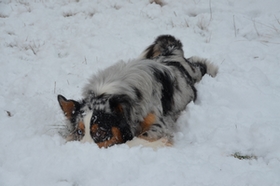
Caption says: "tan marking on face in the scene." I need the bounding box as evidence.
[91,124,98,133]
[59,99,75,119]
[78,121,85,133]
[97,127,123,148]
[140,113,156,133]
[116,104,123,113]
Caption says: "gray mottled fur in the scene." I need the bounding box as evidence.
[59,35,218,145]
[82,35,218,142]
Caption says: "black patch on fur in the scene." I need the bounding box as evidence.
[92,110,117,129]
[184,58,196,72]
[164,61,197,101]
[151,67,174,116]
[197,63,207,76]
[164,61,194,85]
[109,94,133,142]
[109,94,132,118]
[133,87,143,100]
[185,58,207,76]
[91,109,133,143]
[191,86,197,102]
[120,125,133,142]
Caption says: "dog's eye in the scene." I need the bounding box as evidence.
[77,129,83,135]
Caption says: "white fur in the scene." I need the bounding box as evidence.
[125,137,171,149]
[188,56,219,77]
[81,111,94,143]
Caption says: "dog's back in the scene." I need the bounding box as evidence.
[82,59,191,138]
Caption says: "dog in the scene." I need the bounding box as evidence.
[57,35,218,148]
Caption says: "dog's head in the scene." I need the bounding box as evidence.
[57,94,133,148]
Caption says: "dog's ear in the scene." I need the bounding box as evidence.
[108,95,133,143]
[109,94,132,115]
[57,95,81,120]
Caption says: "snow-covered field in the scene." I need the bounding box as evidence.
[1,0,280,185]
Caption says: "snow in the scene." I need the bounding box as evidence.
[1,0,280,185]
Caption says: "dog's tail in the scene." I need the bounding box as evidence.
[139,35,218,81]
[139,35,184,59]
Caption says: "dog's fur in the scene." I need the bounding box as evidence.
[58,35,218,148]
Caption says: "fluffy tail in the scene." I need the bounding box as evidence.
[139,35,184,59]
[187,56,218,78]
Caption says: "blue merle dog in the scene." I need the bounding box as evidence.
[57,35,218,148]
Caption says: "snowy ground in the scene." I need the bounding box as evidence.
[1,0,280,185]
